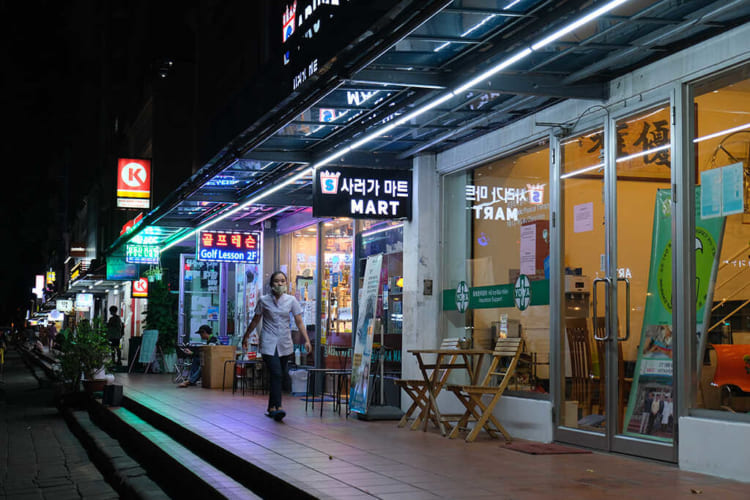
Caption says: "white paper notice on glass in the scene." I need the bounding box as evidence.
[574,202,594,233]
[520,224,537,276]
[701,167,722,219]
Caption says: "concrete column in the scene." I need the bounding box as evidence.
[402,153,440,380]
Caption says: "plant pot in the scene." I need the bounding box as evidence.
[82,379,107,394]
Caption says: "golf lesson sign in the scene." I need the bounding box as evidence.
[197,230,261,264]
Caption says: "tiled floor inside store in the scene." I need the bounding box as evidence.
[115,373,748,499]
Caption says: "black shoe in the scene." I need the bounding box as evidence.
[273,409,286,422]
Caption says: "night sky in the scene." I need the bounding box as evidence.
[0,2,94,326]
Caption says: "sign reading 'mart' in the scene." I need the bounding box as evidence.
[313,166,412,220]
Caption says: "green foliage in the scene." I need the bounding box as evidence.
[58,318,114,391]
[144,279,178,354]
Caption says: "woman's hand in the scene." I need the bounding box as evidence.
[241,337,248,351]
[304,340,312,354]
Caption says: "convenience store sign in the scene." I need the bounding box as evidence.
[443,280,549,310]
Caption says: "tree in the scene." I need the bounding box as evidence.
[144,279,177,355]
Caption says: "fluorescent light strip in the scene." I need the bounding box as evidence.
[616,144,671,163]
[693,122,750,143]
[161,167,315,252]
[168,0,631,243]
[560,163,603,179]
[532,0,629,51]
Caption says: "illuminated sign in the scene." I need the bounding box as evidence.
[197,230,261,264]
[32,275,45,299]
[120,212,144,235]
[313,167,412,220]
[75,293,93,310]
[465,183,548,225]
[132,278,148,298]
[126,244,160,264]
[46,271,56,284]
[56,299,73,313]
[117,158,151,209]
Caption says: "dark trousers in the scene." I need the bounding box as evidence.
[262,351,290,411]
[109,338,122,364]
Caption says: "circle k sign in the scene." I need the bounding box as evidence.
[132,278,149,298]
[117,158,151,199]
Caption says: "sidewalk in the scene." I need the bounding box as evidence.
[115,372,748,499]
[0,348,118,500]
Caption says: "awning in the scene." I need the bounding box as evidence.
[107,0,750,255]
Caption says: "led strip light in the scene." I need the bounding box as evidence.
[161,0,632,251]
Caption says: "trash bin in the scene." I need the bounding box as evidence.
[289,369,308,396]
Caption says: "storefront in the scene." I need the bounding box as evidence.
[420,24,750,479]
[103,0,750,482]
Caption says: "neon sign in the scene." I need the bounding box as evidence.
[126,244,160,264]
[197,230,261,264]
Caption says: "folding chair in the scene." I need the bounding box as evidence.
[395,337,460,430]
[446,337,523,442]
[173,346,193,384]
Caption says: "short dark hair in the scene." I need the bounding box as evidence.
[109,306,118,314]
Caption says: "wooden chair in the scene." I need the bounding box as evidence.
[565,318,595,416]
[395,337,460,429]
[592,318,628,423]
[446,337,524,442]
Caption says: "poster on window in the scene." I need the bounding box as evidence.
[622,188,724,440]
[349,254,383,414]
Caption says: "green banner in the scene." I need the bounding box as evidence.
[443,279,550,311]
[622,188,724,441]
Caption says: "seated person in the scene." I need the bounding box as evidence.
[178,325,218,387]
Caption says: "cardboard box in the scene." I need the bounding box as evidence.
[201,345,237,389]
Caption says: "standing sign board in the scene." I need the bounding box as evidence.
[313,167,412,220]
[117,158,151,209]
[350,254,383,414]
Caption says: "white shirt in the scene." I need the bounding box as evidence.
[254,293,302,357]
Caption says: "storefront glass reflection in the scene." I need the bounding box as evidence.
[692,65,750,415]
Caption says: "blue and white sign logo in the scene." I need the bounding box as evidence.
[455,281,470,313]
[514,274,531,311]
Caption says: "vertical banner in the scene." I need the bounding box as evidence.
[622,188,724,440]
[350,254,383,414]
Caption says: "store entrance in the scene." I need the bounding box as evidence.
[555,103,676,462]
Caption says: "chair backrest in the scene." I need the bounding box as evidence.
[481,337,524,387]
[565,318,592,380]
[592,317,624,382]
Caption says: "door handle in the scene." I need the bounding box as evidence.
[592,277,611,340]
[617,277,631,341]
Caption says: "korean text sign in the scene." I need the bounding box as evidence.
[197,230,261,264]
[313,166,412,219]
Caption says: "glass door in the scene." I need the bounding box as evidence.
[556,103,676,462]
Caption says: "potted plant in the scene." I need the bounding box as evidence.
[144,279,178,372]
[57,318,113,394]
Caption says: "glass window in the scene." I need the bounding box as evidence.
[279,225,318,366]
[321,220,354,369]
[442,141,550,394]
[357,220,404,375]
[691,65,750,415]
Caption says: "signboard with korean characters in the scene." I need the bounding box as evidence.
[197,230,261,264]
[313,167,412,220]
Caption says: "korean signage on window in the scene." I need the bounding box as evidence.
[125,244,160,264]
[313,167,412,220]
[197,230,261,264]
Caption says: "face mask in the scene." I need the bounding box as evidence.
[272,284,287,295]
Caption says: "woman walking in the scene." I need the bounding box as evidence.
[242,271,312,421]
